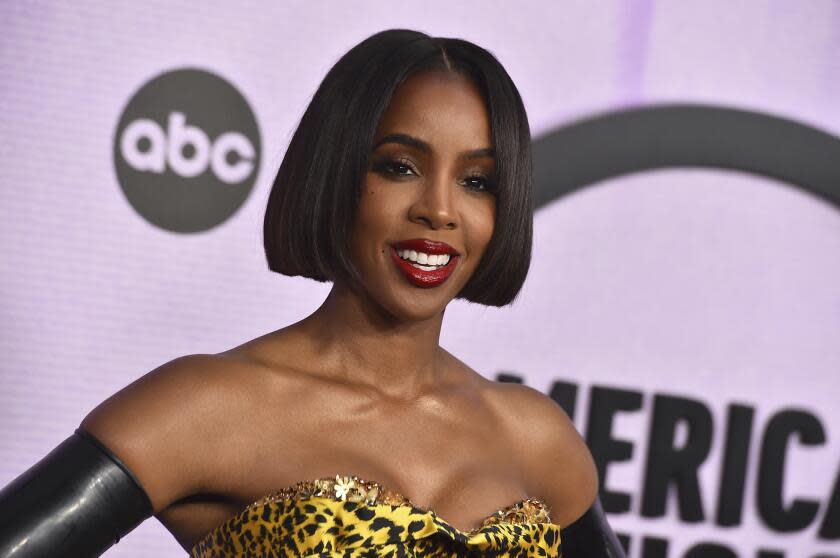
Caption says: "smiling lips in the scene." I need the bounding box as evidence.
[390,238,460,288]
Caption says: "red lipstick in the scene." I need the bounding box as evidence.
[390,238,460,288]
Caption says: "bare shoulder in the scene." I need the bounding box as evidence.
[79,353,259,514]
[484,381,598,528]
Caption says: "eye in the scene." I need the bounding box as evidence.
[462,173,495,193]
[374,157,417,177]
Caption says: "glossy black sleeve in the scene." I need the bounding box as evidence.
[0,428,154,558]
[559,497,626,558]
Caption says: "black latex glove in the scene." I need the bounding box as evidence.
[560,497,626,557]
[0,428,153,558]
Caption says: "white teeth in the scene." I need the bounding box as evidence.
[395,248,453,268]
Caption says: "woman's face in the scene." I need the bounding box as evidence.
[347,70,497,322]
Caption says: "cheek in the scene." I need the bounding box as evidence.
[470,197,497,256]
[356,181,396,229]
[351,178,404,258]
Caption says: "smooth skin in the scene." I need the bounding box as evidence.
[80,70,598,552]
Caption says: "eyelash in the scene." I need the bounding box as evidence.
[374,158,495,193]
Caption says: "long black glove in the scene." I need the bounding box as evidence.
[0,428,153,558]
[559,497,626,558]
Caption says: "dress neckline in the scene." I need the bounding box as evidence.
[195,473,553,550]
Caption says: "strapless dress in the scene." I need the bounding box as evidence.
[190,474,561,557]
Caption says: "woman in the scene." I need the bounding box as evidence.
[0,29,624,557]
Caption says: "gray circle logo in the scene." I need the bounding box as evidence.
[114,68,261,233]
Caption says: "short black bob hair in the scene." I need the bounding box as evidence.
[264,28,533,307]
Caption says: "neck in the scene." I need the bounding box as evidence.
[298,281,446,401]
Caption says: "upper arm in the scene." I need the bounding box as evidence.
[496,383,598,528]
[79,353,238,514]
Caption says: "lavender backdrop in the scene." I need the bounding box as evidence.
[2,1,838,556]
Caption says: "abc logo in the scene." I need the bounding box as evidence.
[114,68,261,233]
[121,112,255,183]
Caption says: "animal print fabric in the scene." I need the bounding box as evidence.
[190,474,561,557]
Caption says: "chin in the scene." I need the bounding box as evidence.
[354,267,464,323]
[377,291,451,324]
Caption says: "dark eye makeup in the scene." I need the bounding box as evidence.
[370,156,496,193]
[372,157,417,177]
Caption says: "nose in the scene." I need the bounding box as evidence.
[407,170,458,230]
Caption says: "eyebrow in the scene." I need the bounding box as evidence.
[372,133,494,160]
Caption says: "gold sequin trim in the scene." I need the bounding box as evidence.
[482,496,553,526]
[250,474,410,508]
[247,474,552,527]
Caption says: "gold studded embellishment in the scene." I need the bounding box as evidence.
[245,474,553,528]
[481,497,553,526]
[248,474,414,510]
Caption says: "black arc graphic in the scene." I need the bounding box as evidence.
[533,104,840,212]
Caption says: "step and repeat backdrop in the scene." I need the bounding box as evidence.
[2,2,838,557]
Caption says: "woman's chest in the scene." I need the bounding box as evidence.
[159,388,529,550]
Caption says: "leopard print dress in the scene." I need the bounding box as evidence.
[190,474,561,557]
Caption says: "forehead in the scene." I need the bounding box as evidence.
[374,71,491,146]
